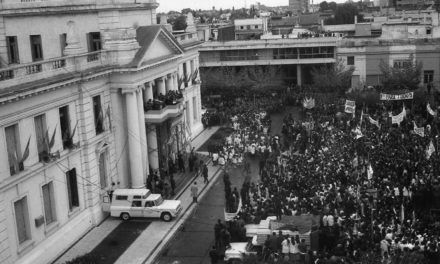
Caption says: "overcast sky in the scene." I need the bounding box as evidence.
[157,0,347,13]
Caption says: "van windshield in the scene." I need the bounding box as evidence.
[155,196,164,206]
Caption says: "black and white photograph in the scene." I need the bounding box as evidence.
[0,0,440,263]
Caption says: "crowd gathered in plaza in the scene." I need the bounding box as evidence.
[204,88,440,264]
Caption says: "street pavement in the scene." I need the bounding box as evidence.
[153,107,296,264]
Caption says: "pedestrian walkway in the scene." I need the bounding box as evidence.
[53,127,223,264]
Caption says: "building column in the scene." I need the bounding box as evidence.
[124,89,144,188]
[156,77,166,96]
[165,74,174,92]
[144,81,154,101]
[137,88,149,183]
[296,64,302,86]
[147,124,159,171]
[173,72,179,91]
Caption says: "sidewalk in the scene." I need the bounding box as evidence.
[53,127,222,264]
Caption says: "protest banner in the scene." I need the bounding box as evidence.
[345,100,356,114]
[380,92,413,101]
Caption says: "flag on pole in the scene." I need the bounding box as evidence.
[49,125,57,150]
[426,140,435,159]
[106,105,112,130]
[20,136,31,163]
[69,120,79,142]
[400,204,405,224]
[302,97,315,109]
[413,121,425,137]
[353,126,363,139]
[360,108,364,126]
[368,116,380,128]
[367,164,373,180]
[427,103,437,116]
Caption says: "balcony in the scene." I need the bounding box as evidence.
[144,99,184,124]
[0,50,111,90]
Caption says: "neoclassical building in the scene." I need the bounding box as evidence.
[0,1,203,263]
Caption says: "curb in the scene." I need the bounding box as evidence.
[142,165,223,264]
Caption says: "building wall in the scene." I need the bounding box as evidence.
[0,3,204,264]
[2,14,100,64]
[338,40,440,89]
[0,77,115,263]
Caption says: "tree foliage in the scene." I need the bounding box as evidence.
[172,15,187,31]
[311,59,354,94]
[379,54,422,91]
[325,3,363,25]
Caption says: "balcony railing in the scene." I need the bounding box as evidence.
[144,98,184,124]
[0,50,110,89]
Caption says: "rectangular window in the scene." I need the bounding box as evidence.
[42,182,56,225]
[347,56,355,65]
[192,97,197,121]
[5,124,22,175]
[393,60,410,69]
[66,168,79,211]
[87,32,102,52]
[14,196,31,244]
[92,95,104,135]
[424,70,434,84]
[115,195,128,200]
[60,33,67,56]
[34,114,48,161]
[183,63,188,88]
[30,35,43,61]
[6,36,19,64]
[59,106,72,149]
[190,60,195,84]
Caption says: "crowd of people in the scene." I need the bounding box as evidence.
[207,90,440,263]
[144,90,183,111]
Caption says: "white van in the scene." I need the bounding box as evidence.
[109,189,182,222]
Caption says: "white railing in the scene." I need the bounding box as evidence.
[1,0,157,8]
[0,50,110,88]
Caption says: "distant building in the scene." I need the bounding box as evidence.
[234,18,265,40]
[289,0,309,14]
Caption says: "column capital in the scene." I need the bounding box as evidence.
[121,85,142,95]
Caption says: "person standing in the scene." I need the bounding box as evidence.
[178,152,185,173]
[202,162,209,184]
[209,246,220,264]
[214,219,224,249]
[190,181,199,203]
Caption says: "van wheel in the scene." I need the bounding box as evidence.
[228,259,242,264]
[120,213,130,221]
[161,212,172,222]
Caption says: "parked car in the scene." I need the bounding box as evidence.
[224,241,260,263]
[108,189,182,222]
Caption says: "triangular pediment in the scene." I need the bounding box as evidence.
[132,26,184,68]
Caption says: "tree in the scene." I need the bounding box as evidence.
[320,1,329,11]
[379,54,422,91]
[328,1,337,11]
[245,65,283,90]
[172,15,187,31]
[311,59,354,94]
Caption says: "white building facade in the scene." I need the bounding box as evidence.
[0,1,203,263]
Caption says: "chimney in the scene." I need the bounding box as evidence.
[160,14,168,25]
